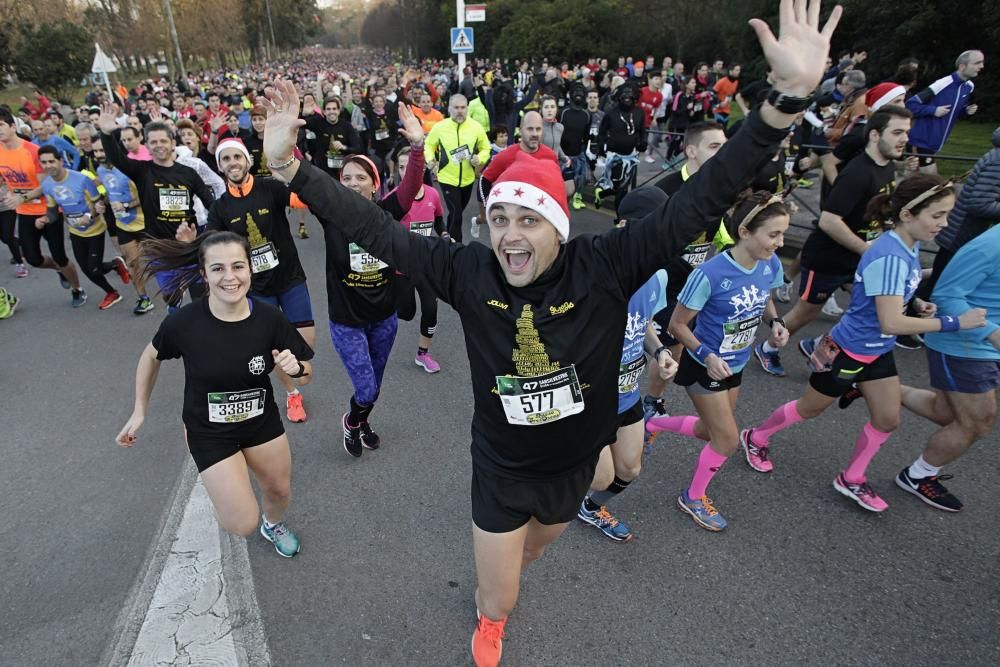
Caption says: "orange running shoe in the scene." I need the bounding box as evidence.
[286,392,307,423]
[472,612,506,667]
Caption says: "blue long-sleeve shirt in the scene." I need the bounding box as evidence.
[33,135,81,170]
[925,224,1000,360]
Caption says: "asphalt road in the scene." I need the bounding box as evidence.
[2,167,998,666]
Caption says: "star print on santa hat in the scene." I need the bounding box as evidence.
[485,153,570,241]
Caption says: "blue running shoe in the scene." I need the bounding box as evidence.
[753,342,785,377]
[677,490,727,531]
[577,500,633,542]
[71,289,87,308]
[797,336,827,372]
[260,519,301,557]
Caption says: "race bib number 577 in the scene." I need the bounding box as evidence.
[496,365,585,426]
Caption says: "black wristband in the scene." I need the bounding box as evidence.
[766,89,813,114]
[288,361,309,379]
[769,317,786,328]
[653,345,672,360]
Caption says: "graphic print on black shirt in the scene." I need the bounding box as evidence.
[152,298,314,438]
[206,178,306,296]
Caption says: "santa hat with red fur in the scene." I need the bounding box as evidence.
[485,153,570,242]
[865,82,906,113]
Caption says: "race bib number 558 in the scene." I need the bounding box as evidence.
[496,365,585,426]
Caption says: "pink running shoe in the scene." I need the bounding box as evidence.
[15,263,28,278]
[833,473,889,512]
[415,351,441,373]
[740,429,773,473]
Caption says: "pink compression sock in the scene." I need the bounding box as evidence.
[647,415,701,438]
[843,422,892,483]
[688,443,728,499]
[751,400,805,445]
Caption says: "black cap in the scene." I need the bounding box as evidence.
[618,187,668,223]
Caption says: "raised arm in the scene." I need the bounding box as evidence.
[96,102,143,181]
[602,0,843,296]
[391,103,427,211]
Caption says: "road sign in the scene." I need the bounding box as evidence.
[450,27,474,54]
[91,43,117,74]
[465,4,486,21]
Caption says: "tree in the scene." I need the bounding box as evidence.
[12,21,94,100]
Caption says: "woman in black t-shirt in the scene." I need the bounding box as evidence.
[115,231,314,558]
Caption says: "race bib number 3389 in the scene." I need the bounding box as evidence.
[207,389,266,423]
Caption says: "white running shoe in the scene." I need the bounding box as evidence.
[469,216,480,239]
[774,282,794,303]
[822,295,844,317]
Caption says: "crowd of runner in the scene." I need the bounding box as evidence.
[1,2,997,664]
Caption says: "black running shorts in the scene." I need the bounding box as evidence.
[809,349,898,398]
[185,409,286,472]
[471,456,599,533]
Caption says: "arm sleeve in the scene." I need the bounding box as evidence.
[861,256,907,297]
[475,124,491,164]
[653,270,669,314]
[424,123,440,165]
[100,130,143,181]
[770,257,785,289]
[963,166,1000,218]
[151,317,181,360]
[272,309,316,361]
[192,169,217,210]
[60,139,81,170]
[677,268,711,311]
[198,160,226,198]
[592,109,788,299]
[932,244,999,342]
[205,200,224,231]
[394,147,425,211]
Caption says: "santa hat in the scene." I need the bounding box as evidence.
[486,153,570,241]
[866,82,906,113]
[215,137,252,164]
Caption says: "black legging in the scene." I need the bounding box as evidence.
[70,233,115,293]
[440,182,474,243]
[18,214,69,267]
[0,210,22,264]
[394,274,438,338]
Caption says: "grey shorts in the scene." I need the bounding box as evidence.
[927,348,1000,394]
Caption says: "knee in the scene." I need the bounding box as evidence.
[220,512,259,537]
[711,429,740,456]
[262,482,291,505]
[871,415,901,434]
[522,544,546,566]
[617,461,642,481]
[962,414,996,440]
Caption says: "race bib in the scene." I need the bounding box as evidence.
[250,242,279,274]
[409,221,434,237]
[207,389,265,423]
[618,356,647,395]
[158,188,188,212]
[496,365,585,426]
[327,155,344,169]
[682,242,712,267]
[348,242,388,273]
[65,213,92,231]
[720,315,761,355]
[450,145,472,162]
[375,129,390,141]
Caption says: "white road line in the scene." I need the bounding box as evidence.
[107,463,270,667]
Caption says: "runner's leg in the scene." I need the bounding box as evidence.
[242,433,293,524]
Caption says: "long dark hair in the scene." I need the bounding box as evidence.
[138,231,250,301]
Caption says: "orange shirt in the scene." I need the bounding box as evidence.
[713,77,739,115]
[411,106,444,134]
[0,140,46,215]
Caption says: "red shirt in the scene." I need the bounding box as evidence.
[638,87,664,127]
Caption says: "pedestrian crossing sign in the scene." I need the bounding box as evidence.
[450,27,474,54]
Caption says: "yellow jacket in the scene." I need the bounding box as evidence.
[425,117,490,188]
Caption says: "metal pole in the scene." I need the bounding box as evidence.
[264,0,278,56]
[162,0,187,81]
[456,0,465,75]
